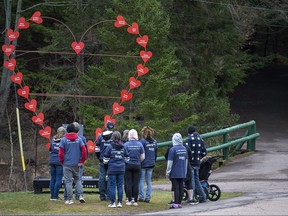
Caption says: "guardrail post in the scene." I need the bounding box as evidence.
[223,133,229,160]
[247,123,256,151]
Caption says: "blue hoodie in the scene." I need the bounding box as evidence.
[49,137,62,165]
[140,137,158,168]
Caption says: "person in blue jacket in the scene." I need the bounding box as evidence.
[95,121,114,201]
[49,126,65,201]
[124,129,145,207]
[103,131,128,208]
[138,126,157,203]
[166,133,188,209]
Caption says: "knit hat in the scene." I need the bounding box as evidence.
[66,123,76,133]
[73,122,80,132]
[106,121,114,130]
[112,131,122,141]
[172,133,183,146]
[128,129,138,140]
[188,125,196,134]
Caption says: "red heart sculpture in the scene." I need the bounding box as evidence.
[10,72,23,85]
[71,42,85,54]
[4,58,16,71]
[127,22,139,35]
[87,140,96,153]
[24,99,37,112]
[129,77,141,89]
[140,50,152,63]
[104,115,116,128]
[32,112,44,126]
[17,17,30,29]
[2,44,15,57]
[17,85,30,99]
[39,126,51,140]
[137,64,149,77]
[7,29,20,42]
[121,89,133,103]
[45,143,51,150]
[30,11,43,24]
[114,15,127,28]
[95,127,103,140]
[136,35,148,48]
[113,102,125,115]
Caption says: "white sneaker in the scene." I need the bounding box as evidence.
[79,196,86,203]
[108,202,116,208]
[65,200,74,205]
[131,197,135,203]
[133,202,138,207]
[126,201,132,206]
[117,202,122,208]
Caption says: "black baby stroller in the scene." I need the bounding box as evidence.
[183,155,222,202]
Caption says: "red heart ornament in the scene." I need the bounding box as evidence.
[7,29,20,42]
[137,64,149,77]
[140,50,152,63]
[17,86,30,99]
[4,58,16,71]
[71,42,85,54]
[17,17,30,29]
[95,127,103,140]
[24,99,37,112]
[121,89,133,103]
[114,15,127,28]
[32,112,44,126]
[136,35,148,48]
[127,22,139,35]
[2,44,15,57]
[30,11,43,24]
[39,126,51,140]
[113,102,125,115]
[104,115,116,128]
[129,77,141,89]
[10,72,23,85]
[87,140,96,153]
[45,143,51,150]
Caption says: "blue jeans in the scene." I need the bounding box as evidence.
[63,166,83,200]
[139,168,153,201]
[191,166,206,201]
[99,163,109,200]
[49,164,63,199]
[108,174,124,204]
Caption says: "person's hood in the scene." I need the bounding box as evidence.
[112,141,124,150]
[172,133,183,146]
[65,133,78,141]
[102,130,113,141]
[146,137,154,143]
[52,137,61,143]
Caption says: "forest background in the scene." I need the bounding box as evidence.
[1,0,288,192]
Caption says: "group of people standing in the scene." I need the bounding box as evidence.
[96,123,158,208]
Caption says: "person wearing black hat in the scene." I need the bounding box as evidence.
[95,121,115,201]
[185,125,207,204]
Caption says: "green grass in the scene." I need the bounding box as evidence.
[0,184,243,215]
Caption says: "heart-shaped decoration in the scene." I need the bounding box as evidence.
[2,44,15,57]
[24,99,37,112]
[71,42,85,54]
[45,143,51,150]
[104,115,116,128]
[127,22,139,35]
[39,126,51,140]
[136,35,148,48]
[129,77,141,89]
[121,89,133,103]
[17,85,30,99]
[114,15,127,28]
[113,102,125,115]
[95,127,103,140]
[87,140,96,153]
[10,72,23,85]
[32,112,44,125]
[29,11,43,24]
[17,17,30,29]
[7,29,20,42]
[137,64,149,77]
[140,50,152,63]
[4,58,16,71]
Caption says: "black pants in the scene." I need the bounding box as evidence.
[171,178,184,204]
[125,163,141,202]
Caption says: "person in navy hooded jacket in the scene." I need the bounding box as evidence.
[138,126,157,203]
[59,123,87,205]
[49,126,65,201]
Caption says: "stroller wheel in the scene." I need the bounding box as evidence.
[182,188,188,201]
[208,184,221,201]
[195,186,209,202]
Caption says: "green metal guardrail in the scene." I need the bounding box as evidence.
[156,120,260,161]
